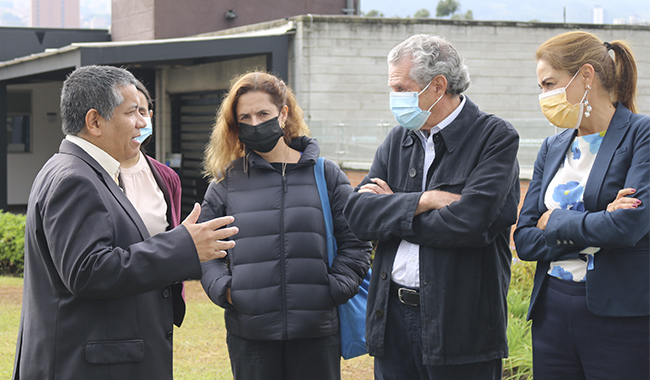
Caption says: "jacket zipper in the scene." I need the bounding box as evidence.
[280,167,288,339]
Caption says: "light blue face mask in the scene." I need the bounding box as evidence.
[135,117,153,144]
[389,81,443,131]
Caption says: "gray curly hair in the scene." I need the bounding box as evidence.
[387,34,470,95]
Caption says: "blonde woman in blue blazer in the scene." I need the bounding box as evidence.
[514,31,649,380]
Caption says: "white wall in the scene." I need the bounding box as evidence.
[7,82,65,205]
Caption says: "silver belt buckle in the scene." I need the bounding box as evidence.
[398,288,419,306]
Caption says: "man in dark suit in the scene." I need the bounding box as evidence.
[12,65,238,380]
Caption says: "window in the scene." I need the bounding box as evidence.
[7,91,31,153]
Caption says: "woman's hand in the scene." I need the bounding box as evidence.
[536,209,553,230]
[607,188,641,212]
[226,288,233,304]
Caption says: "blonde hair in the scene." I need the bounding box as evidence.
[536,31,638,113]
[203,71,311,181]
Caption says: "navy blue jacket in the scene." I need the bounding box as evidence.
[344,97,520,366]
[514,103,650,318]
[199,137,371,341]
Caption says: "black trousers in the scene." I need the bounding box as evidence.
[374,281,502,380]
[227,332,341,380]
[532,276,650,380]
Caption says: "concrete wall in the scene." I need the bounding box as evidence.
[287,17,650,176]
[111,0,155,41]
[7,82,64,205]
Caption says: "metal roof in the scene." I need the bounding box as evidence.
[0,23,294,83]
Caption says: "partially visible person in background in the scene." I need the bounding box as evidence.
[199,71,372,380]
[514,30,649,380]
[120,80,186,326]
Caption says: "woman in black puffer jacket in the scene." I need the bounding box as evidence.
[199,71,372,380]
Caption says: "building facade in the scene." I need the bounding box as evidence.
[32,0,79,28]
[1,16,648,213]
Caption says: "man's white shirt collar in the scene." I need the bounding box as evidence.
[66,135,121,183]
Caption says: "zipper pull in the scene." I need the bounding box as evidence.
[283,175,288,193]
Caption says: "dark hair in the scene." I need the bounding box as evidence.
[60,65,138,135]
[135,80,154,113]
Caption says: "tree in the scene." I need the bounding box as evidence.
[436,0,460,17]
[451,10,474,20]
[413,9,431,18]
[363,10,384,17]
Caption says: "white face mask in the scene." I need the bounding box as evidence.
[389,81,443,131]
[538,69,590,130]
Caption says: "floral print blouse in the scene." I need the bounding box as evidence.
[544,131,606,282]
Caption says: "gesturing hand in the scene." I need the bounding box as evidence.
[182,203,239,263]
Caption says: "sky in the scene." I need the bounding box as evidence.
[360,0,650,24]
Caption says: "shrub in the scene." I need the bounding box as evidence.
[503,257,536,380]
[0,211,26,276]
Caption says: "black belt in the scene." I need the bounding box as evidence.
[390,281,420,306]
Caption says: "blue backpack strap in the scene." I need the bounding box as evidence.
[314,157,336,266]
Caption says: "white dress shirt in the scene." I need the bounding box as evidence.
[392,96,466,288]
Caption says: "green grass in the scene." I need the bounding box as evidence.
[1,262,534,379]
[0,276,22,379]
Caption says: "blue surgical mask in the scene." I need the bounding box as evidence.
[135,117,153,144]
[389,81,443,131]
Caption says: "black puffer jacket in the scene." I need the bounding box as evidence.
[200,137,371,341]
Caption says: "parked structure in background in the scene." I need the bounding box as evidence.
[0,13,648,215]
[32,0,79,28]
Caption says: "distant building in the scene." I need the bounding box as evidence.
[613,15,650,25]
[32,0,80,28]
[593,6,604,24]
[111,0,360,41]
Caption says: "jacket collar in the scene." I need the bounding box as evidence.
[583,102,631,209]
[246,136,320,169]
[59,139,151,240]
[539,102,632,211]
[402,95,478,154]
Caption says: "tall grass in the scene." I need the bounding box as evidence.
[503,258,535,380]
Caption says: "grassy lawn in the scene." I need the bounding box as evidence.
[1,262,533,380]
[0,278,373,379]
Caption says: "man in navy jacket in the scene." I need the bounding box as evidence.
[344,34,520,380]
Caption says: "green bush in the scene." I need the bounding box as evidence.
[503,257,536,380]
[0,211,26,276]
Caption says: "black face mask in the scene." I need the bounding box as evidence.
[238,117,285,153]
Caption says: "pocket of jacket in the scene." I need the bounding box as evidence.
[85,339,145,364]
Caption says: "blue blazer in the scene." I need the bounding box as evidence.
[514,103,649,318]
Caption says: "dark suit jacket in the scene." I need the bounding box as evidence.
[514,103,650,318]
[13,140,202,380]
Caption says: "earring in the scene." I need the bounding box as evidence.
[281,121,285,128]
[583,85,592,118]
